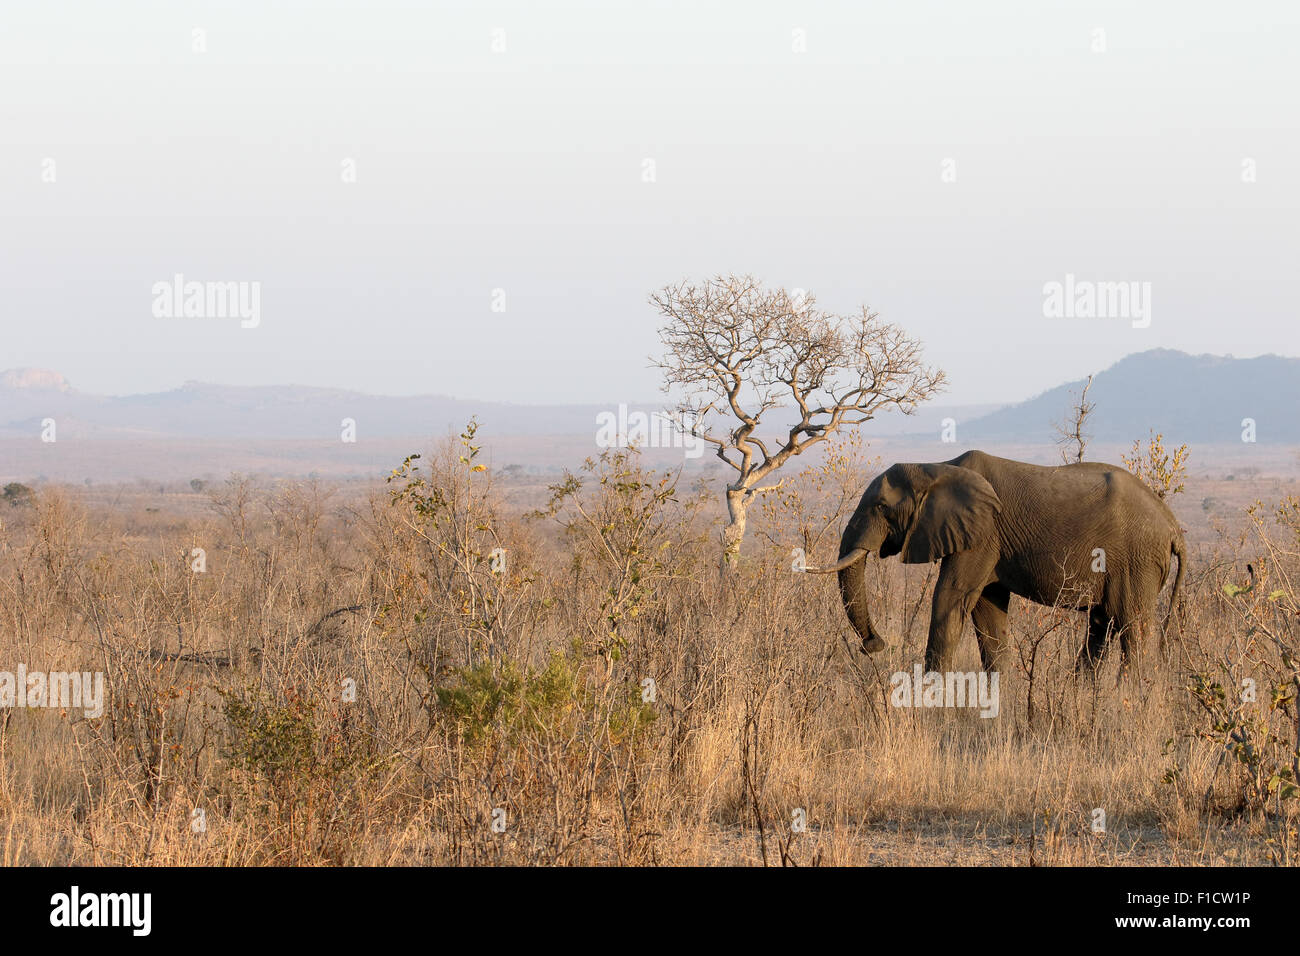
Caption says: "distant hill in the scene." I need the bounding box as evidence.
[0,368,999,442]
[957,350,1300,445]
[2,351,1295,483]
[0,374,605,440]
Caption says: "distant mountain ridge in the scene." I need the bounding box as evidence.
[0,368,70,391]
[0,374,598,440]
[956,350,1300,445]
[2,350,1296,445]
[0,369,995,441]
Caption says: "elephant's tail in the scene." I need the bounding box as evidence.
[1160,534,1187,647]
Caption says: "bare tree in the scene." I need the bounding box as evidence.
[651,274,945,566]
[1054,374,1095,464]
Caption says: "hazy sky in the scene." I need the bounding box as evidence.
[2,1,1297,405]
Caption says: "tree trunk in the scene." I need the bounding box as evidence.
[721,486,752,571]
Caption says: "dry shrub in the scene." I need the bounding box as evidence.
[0,429,1293,866]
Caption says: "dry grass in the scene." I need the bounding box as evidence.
[0,434,1295,866]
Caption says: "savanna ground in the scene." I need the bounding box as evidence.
[0,429,1297,866]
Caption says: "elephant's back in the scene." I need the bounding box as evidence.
[986,460,1178,605]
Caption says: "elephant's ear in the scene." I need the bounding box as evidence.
[900,467,1001,564]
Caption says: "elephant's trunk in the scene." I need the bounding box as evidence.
[837,551,888,655]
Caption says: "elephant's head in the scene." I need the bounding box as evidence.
[807,462,1002,654]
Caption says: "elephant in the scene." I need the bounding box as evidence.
[807,450,1186,675]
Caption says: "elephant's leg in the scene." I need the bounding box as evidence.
[971,584,1011,674]
[925,552,997,671]
[1074,606,1111,675]
[1104,576,1149,680]
[1115,611,1150,682]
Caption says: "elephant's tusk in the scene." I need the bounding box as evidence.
[801,548,868,574]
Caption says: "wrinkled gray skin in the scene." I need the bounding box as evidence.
[831,450,1186,674]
